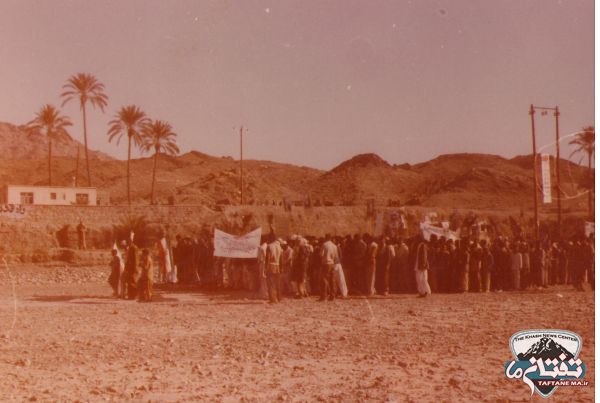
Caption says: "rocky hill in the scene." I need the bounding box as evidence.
[0,122,113,161]
[0,121,591,211]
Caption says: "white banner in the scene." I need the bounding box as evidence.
[420,222,459,241]
[541,154,552,204]
[214,227,262,258]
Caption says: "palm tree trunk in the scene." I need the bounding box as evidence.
[48,134,52,186]
[75,145,80,186]
[127,136,131,206]
[588,152,593,218]
[151,150,158,204]
[82,103,92,187]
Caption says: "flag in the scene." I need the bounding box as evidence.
[541,154,552,204]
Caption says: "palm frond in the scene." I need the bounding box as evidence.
[569,126,595,166]
[25,104,72,139]
[107,105,149,149]
[140,119,180,156]
[61,72,109,111]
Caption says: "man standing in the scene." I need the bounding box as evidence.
[365,234,378,296]
[265,236,283,303]
[381,237,395,295]
[320,234,339,301]
[280,240,294,295]
[257,237,269,299]
[411,234,431,297]
[530,242,546,289]
[395,238,410,292]
[469,241,483,292]
[123,240,140,300]
[108,248,122,297]
[138,248,154,302]
[510,242,522,291]
[480,240,494,292]
[77,219,87,250]
[291,236,311,298]
[350,234,367,294]
[457,239,470,293]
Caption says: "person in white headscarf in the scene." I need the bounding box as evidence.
[412,234,431,297]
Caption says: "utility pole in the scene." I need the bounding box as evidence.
[529,104,539,241]
[239,126,244,205]
[554,106,561,240]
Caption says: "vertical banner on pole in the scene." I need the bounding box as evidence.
[541,154,552,204]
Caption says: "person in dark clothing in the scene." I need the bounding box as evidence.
[350,234,367,294]
[123,240,140,300]
[480,240,494,292]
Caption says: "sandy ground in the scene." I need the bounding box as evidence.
[0,264,594,402]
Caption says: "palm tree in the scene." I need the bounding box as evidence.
[61,73,108,187]
[107,105,149,206]
[25,105,72,186]
[569,126,595,217]
[141,120,180,204]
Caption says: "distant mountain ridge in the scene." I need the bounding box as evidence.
[0,121,113,161]
[0,120,591,210]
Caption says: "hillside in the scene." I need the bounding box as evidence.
[0,122,113,161]
[0,122,592,211]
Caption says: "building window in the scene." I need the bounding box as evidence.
[50,192,57,200]
[75,193,89,205]
[20,192,34,205]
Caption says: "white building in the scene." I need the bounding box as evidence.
[1,185,97,206]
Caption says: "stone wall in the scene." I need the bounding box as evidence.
[1,204,381,256]
[0,204,588,260]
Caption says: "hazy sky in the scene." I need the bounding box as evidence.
[0,0,594,169]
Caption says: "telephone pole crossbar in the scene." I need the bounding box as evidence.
[529,104,561,241]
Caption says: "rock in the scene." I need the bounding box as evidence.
[15,358,31,367]
[448,377,461,388]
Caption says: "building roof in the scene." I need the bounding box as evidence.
[4,184,97,190]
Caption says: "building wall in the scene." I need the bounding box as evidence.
[5,186,97,206]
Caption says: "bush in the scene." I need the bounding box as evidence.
[112,215,160,248]
[57,249,76,263]
[31,249,50,263]
[56,225,71,248]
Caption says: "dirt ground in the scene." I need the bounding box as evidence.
[0,264,594,402]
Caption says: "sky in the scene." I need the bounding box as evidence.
[0,0,594,170]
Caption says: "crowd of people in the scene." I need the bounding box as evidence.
[107,229,595,303]
[108,242,154,302]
